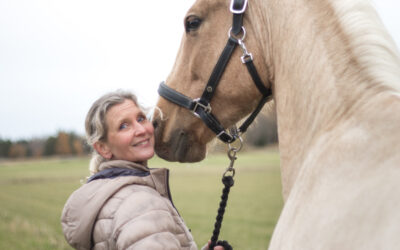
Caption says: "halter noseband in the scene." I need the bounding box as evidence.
[158,0,272,143]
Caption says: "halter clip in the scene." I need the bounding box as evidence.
[238,39,253,63]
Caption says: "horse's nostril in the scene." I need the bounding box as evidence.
[152,120,158,129]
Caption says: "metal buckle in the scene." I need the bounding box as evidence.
[192,98,212,118]
[241,53,253,64]
[230,0,248,14]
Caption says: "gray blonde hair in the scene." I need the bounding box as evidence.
[85,90,144,175]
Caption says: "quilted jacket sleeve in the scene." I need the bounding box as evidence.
[92,184,197,250]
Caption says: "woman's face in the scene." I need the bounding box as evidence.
[96,99,155,164]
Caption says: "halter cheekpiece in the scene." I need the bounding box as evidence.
[158,0,272,144]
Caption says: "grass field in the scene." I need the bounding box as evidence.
[0,148,283,250]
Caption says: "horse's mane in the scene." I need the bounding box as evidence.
[332,0,400,92]
[251,0,400,92]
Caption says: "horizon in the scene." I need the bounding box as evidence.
[0,0,399,141]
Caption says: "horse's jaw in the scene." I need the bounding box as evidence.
[153,118,207,163]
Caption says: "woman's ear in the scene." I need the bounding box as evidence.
[93,141,112,159]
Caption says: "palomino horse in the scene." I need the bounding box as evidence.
[153,0,400,249]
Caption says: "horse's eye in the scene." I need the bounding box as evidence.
[185,15,202,32]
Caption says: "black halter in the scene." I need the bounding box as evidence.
[158,0,272,144]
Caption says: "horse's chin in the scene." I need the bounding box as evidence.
[154,127,206,163]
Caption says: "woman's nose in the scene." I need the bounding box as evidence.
[134,122,147,135]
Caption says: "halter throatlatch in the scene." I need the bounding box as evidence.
[158,0,272,144]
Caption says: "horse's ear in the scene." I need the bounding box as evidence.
[93,141,112,160]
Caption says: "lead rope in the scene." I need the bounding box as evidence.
[209,129,243,250]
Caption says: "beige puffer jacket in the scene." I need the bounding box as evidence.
[61,160,198,250]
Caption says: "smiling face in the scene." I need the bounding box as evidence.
[94,99,155,164]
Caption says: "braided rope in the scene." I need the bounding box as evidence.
[209,130,242,250]
[209,176,234,250]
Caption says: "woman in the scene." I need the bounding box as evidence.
[61,90,223,250]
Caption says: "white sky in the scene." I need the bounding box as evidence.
[0,0,399,140]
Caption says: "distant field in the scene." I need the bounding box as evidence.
[0,148,283,250]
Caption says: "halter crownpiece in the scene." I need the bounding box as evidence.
[158,0,272,144]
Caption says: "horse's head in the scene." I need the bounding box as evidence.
[153,0,272,162]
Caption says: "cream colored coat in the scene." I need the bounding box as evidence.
[61,160,197,250]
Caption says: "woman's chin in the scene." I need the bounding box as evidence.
[135,150,155,163]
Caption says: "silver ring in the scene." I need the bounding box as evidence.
[228,26,246,41]
[228,135,243,152]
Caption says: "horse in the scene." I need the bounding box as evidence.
[152,0,400,249]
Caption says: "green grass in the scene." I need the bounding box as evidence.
[0,148,283,250]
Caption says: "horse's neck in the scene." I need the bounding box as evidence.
[259,0,400,200]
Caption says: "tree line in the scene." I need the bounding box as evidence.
[0,113,278,159]
[0,131,90,159]
[243,111,278,147]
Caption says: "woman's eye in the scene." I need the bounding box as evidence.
[137,115,146,123]
[185,15,202,32]
[119,123,128,130]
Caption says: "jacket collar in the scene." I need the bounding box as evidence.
[97,159,169,199]
[98,159,150,172]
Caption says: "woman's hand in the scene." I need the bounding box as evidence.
[201,240,227,250]
[213,245,225,250]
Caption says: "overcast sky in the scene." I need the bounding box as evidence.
[0,0,399,140]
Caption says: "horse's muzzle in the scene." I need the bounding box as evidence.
[153,118,206,163]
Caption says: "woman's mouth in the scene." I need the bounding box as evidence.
[133,139,150,147]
